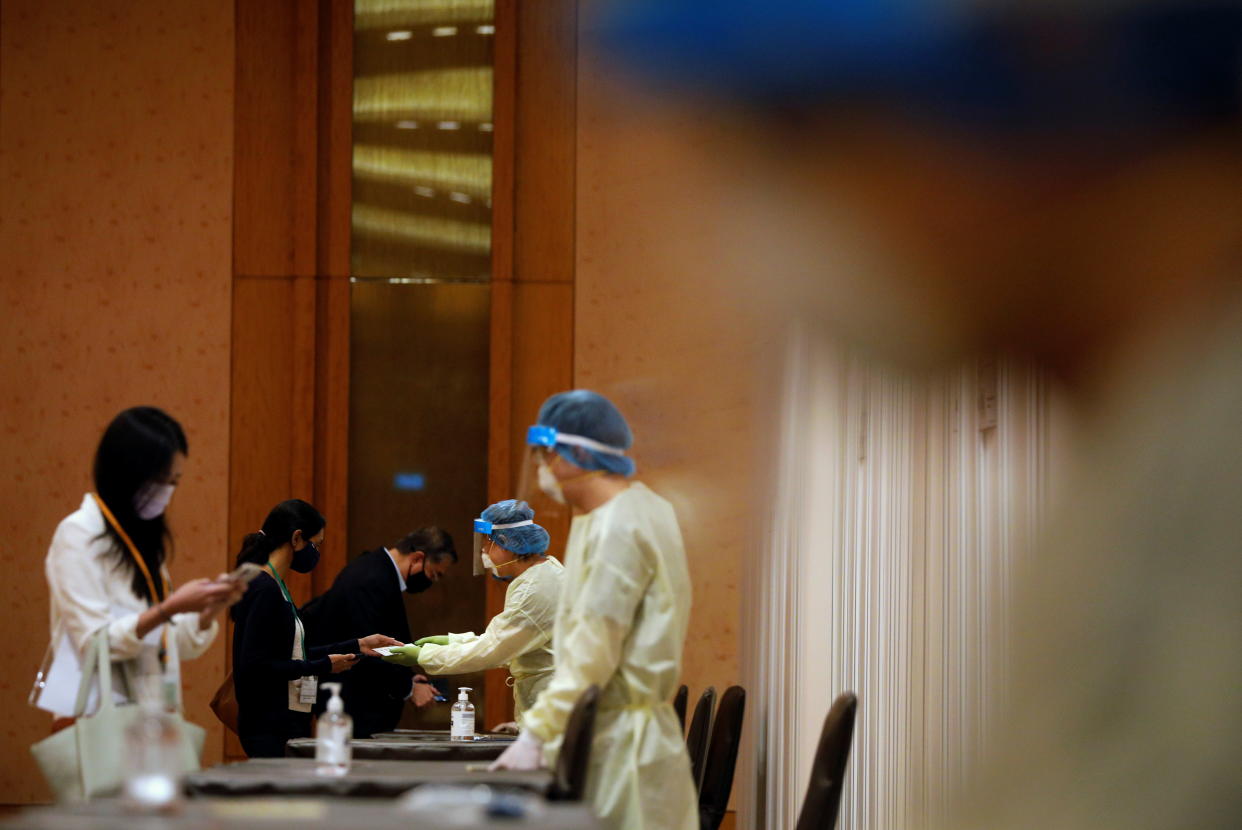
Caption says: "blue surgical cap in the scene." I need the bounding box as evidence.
[537,390,636,476]
[482,499,550,557]
[594,0,1242,137]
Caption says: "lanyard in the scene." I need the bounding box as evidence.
[265,563,307,660]
[91,493,170,664]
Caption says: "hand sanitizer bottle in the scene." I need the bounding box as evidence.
[451,686,475,741]
[316,682,352,776]
[122,649,183,811]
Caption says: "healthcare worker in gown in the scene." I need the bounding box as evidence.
[490,390,697,830]
[382,500,563,721]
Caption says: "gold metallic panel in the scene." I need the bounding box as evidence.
[353,68,493,124]
[355,0,494,30]
[353,145,492,201]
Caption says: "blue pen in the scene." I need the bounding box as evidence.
[415,678,448,702]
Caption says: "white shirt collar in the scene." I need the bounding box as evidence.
[386,548,407,592]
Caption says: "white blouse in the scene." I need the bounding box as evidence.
[39,493,218,716]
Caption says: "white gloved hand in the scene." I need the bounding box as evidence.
[488,729,544,771]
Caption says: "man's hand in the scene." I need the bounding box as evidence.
[415,635,451,647]
[410,677,438,708]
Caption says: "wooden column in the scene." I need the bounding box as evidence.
[229,0,351,759]
[485,0,578,727]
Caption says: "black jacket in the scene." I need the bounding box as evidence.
[230,571,358,751]
[301,548,414,737]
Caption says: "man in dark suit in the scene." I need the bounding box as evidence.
[302,526,458,737]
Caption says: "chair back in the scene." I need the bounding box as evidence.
[794,692,858,830]
[550,685,600,801]
[686,686,716,791]
[673,684,689,734]
[698,686,746,830]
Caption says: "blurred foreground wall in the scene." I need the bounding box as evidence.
[747,333,1063,829]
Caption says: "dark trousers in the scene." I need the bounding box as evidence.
[239,709,313,758]
[349,696,403,738]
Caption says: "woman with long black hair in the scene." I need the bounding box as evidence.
[40,407,244,726]
[230,499,400,757]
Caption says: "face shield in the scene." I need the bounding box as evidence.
[472,517,534,576]
[516,425,631,519]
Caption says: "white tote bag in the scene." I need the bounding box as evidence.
[29,629,205,802]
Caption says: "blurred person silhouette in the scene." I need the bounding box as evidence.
[593,0,1242,827]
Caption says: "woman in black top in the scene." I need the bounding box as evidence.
[230,499,400,757]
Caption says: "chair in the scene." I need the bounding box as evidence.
[698,686,746,830]
[794,692,858,830]
[686,686,716,792]
[549,685,600,801]
[673,684,689,734]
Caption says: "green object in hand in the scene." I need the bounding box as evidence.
[381,644,420,667]
[416,635,450,647]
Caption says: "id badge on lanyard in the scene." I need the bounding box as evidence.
[292,613,318,704]
[298,674,319,704]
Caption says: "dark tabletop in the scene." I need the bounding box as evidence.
[286,736,512,761]
[370,729,517,740]
[0,797,599,829]
[183,758,553,799]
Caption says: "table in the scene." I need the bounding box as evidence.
[183,758,554,799]
[285,736,512,761]
[0,798,600,829]
[370,729,516,740]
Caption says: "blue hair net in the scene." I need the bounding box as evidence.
[594,0,1242,136]
[537,390,636,476]
[482,499,550,557]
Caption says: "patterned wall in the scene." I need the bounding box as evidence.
[0,0,233,802]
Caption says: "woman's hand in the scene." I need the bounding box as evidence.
[162,578,239,617]
[415,634,450,647]
[358,633,403,657]
[329,654,358,673]
[196,573,248,629]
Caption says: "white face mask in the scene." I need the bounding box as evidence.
[537,462,565,505]
[134,482,176,520]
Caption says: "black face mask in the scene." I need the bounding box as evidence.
[291,540,320,573]
[405,569,434,594]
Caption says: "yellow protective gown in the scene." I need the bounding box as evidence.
[417,556,563,718]
[521,482,697,830]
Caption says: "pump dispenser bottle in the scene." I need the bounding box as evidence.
[122,649,184,811]
[316,682,352,776]
[451,686,475,741]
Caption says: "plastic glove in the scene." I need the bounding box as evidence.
[488,730,544,771]
[381,644,420,667]
[415,635,450,646]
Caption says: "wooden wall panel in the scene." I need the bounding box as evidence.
[514,0,577,283]
[313,0,353,586]
[230,0,352,757]
[0,0,235,798]
[234,0,316,278]
[485,0,577,727]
